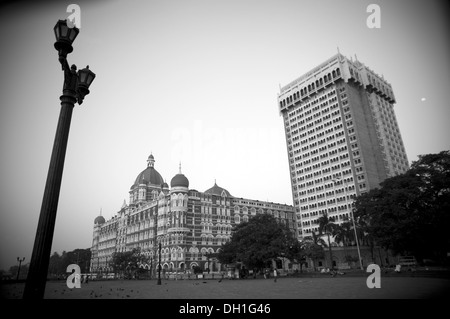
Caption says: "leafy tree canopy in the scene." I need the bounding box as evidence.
[353,151,450,262]
[110,247,148,273]
[47,248,91,276]
[217,213,300,269]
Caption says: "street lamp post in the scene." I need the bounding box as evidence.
[105,257,109,279]
[16,257,25,281]
[150,256,153,279]
[23,20,95,299]
[332,177,363,270]
[157,242,162,285]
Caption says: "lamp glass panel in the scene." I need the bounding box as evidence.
[79,71,87,83]
[60,24,68,37]
[54,26,60,40]
[87,73,94,85]
[68,29,77,41]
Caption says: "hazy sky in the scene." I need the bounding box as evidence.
[0,0,448,271]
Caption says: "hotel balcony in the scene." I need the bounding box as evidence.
[167,227,191,234]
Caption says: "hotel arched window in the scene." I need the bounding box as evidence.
[234,214,240,224]
[250,207,256,215]
[336,68,340,76]
[242,207,248,214]
[234,205,240,214]
[332,70,336,78]
[171,194,177,207]
[308,84,311,92]
[242,215,249,223]
[328,74,331,81]
[324,75,327,83]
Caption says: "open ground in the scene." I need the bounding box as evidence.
[2,275,449,299]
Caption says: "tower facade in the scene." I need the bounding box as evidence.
[278,52,409,240]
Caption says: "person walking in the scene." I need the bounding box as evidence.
[273,268,278,282]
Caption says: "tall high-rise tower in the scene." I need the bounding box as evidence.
[278,52,409,240]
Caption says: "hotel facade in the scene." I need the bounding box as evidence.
[90,154,296,274]
[278,52,409,240]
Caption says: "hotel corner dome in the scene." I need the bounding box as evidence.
[94,215,105,225]
[170,173,189,188]
[204,182,232,197]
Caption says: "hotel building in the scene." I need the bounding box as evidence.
[90,154,296,274]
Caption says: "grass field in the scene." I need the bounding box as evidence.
[2,276,449,299]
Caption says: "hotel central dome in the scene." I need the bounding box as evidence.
[131,154,164,188]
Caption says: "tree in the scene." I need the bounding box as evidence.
[303,231,327,247]
[45,248,91,278]
[217,214,300,272]
[300,239,325,271]
[192,265,203,274]
[317,212,339,269]
[353,151,450,264]
[333,219,354,247]
[111,248,148,278]
[48,252,62,278]
[301,231,326,271]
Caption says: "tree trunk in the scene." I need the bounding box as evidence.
[370,242,375,263]
[378,247,383,267]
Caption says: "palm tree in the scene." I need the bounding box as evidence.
[355,216,376,263]
[317,212,339,270]
[333,219,357,267]
[301,232,326,271]
[333,218,356,246]
[303,231,327,247]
